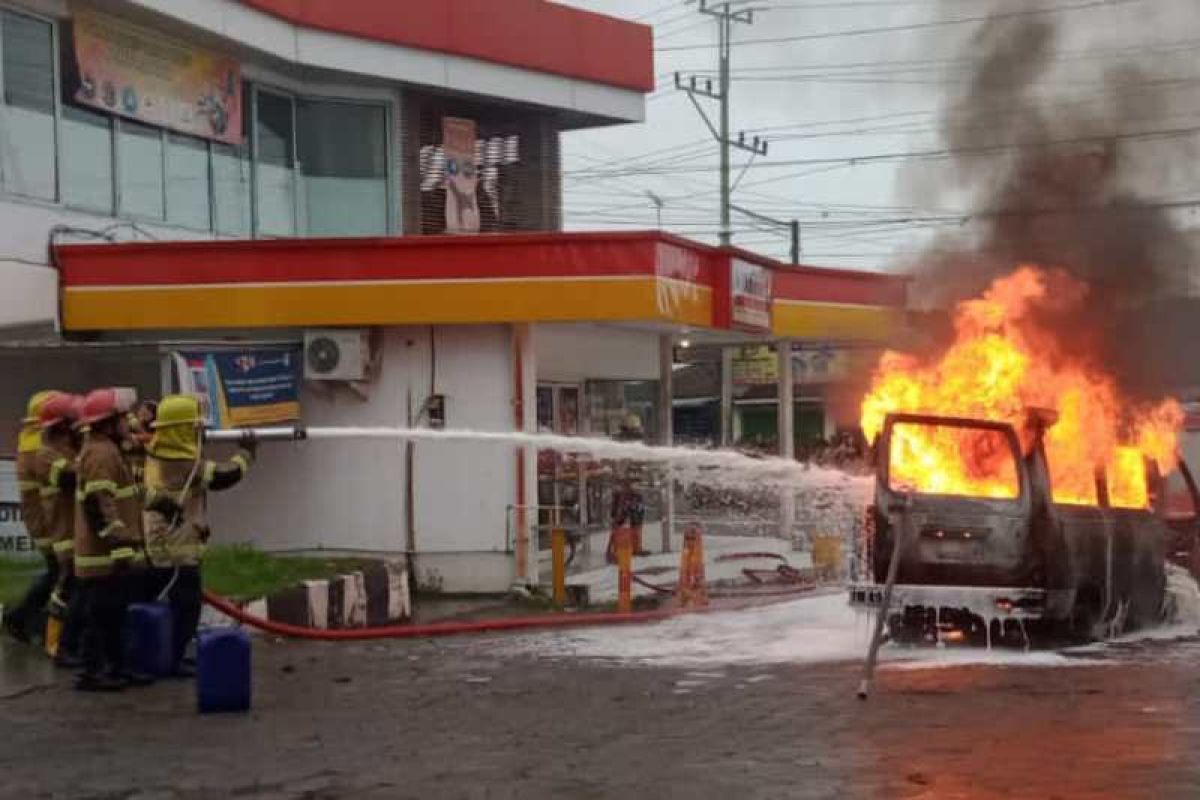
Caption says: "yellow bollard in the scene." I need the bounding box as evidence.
[551,527,567,607]
[813,535,843,580]
[44,616,62,659]
[615,526,633,614]
[676,524,708,609]
[676,532,692,608]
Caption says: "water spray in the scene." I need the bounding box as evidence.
[201,425,866,496]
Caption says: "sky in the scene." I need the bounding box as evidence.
[555,0,1200,274]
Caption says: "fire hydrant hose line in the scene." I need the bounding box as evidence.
[201,580,824,640]
[201,589,678,640]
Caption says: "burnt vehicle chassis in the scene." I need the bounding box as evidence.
[848,412,1199,646]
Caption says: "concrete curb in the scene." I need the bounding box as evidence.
[201,560,411,633]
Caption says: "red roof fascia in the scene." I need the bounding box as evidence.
[57,232,697,288]
[237,0,655,93]
[57,229,908,309]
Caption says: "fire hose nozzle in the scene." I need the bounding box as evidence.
[203,425,308,444]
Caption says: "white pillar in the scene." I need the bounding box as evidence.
[511,323,538,587]
[777,341,796,546]
[659,334,675,553]
[777,341,795,460]
[720,346,734,447]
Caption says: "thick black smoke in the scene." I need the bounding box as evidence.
[905,1,1200,398]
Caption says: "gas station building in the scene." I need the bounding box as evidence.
[0,0,906,590]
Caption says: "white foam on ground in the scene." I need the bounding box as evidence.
[506,591,1091,670]
[510,568,1200,671]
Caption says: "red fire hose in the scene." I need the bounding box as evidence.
[202,589,676,641]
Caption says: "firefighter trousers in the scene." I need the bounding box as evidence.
[58,571,86,659]
[8,550,58,640]
[79,575,129,677]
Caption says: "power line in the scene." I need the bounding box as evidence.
[655,0,1140,52]
[566,123,1200,179]
[634,1,686,22]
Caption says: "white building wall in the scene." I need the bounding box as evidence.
[537,323,660,383]
[207,325,523,593]
[0,261,55,329]
[0,197,222,329]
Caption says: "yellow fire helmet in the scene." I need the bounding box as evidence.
[148,394,206,461]
[153,394,206,430]
[23,390,59,424]
[19,390,59,453]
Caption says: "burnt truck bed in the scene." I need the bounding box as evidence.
[848,413,1181,644]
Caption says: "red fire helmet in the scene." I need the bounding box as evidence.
[39,393,82,429]
[80,387,138,426]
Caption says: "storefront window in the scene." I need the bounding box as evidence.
[1,11,55,200]
[586,380,659,443]
[212,141,251,236]
[297,99,388,236]
[254,89,296,236]
[118,119,164,219]
[165,133,210,229]
[60,103,112,211]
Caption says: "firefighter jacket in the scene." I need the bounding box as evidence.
[121,427,150,487]
[38,440,78,566]
[74,431,144,579]
[15,446,51,554]
[143,449,252,568]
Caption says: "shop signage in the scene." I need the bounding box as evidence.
[0,460,34,557]
[794,347,848,384]
[731,345,778,386]
[173,348,301,429]
[71,6,243,144]
[443,117,480,233]
[731,258,772,332]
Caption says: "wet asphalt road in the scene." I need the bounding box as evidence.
[2,630,1200,799]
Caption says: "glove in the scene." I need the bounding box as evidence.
[146,494,183,517]
[239,430,259,458]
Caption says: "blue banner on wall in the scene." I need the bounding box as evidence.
[173,347,301,428]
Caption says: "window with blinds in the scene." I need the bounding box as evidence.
[402,94,561,236]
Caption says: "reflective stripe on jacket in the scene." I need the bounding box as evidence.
[143,449,251,568]
[16,450,51,551]
[39,444,77,564]
[74,432,144,579]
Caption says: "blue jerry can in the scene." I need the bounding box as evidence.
[197,628,252,713]
[125,602,174,677]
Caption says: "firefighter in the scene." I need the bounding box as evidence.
[143,394,254,676]
[74,387,147,692]
[38,392,85,667]
[122,399,157,489]
[606,414,649,563]
[3,391,59,643]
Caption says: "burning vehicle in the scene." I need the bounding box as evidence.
[849,268,1198,645]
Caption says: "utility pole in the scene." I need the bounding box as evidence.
[731,203,801,264]
[675,1,766,248]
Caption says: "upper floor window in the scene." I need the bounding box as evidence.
[251,88,391,238]
[0,10,55,201]
[0,7,395,239]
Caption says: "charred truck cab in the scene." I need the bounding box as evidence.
[849,411,1194,646]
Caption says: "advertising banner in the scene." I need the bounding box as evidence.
[71,6,242,144]
[731,258,773,332]
[173,348,301,429]
[0,460,35,557]
[443,117,480,233]
[731,345,778,386]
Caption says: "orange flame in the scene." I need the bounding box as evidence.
[861,266,1182,508]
